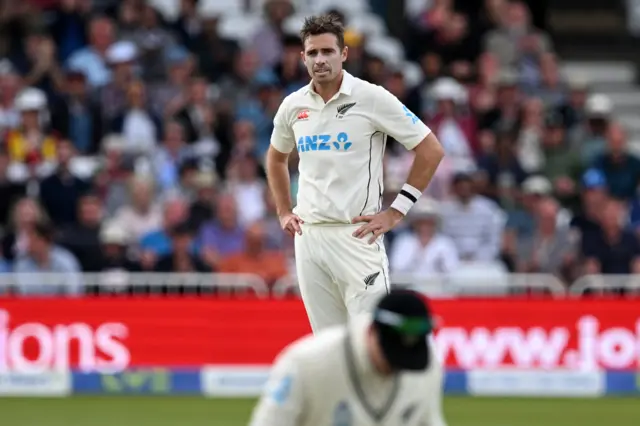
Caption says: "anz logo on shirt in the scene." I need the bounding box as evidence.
[297,132,352,153]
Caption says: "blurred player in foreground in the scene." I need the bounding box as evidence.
[249,290,447,426]
[266,14,444,333]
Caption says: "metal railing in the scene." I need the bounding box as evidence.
[569,274,640,296]
[273,273,567,298]
[1,272,640,298]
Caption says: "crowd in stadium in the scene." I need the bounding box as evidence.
[0,0,637,295]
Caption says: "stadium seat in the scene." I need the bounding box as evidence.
[309,0,370,17]
[218,13,265,46]
[364,36,406,67]
[249,0,309,13]
[348,13,387,38]
[402,61,424,89]
[147,0,181,21]
[282,13,309,37]
[198,0,244,17]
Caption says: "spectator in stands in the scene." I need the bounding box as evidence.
[579,93,613,164]
[479,69,521,133]
[139,196,193,269]
[0,59,21,133]
[275,35,308,95]
[216,49,260,111]
[100,40,138,123]
[51,70,104,155]
[189,6,238,82]
[571,169,609,236]
[531,53,567,109]
[129,4,177,82]
[557,77,589,145]
[582,199,640,275]
[14,32,64,97]
[172,76,217,144]
[111,176,162,245]
[225,154,266,227]
[251,0,294,69]
[94,134,135,215]
[516,197,576,278]
[476,129,528,209]
[57,193,104,271]
[390,198,459,277]
[218,221,288,287]
[14,220,83,296]
[431,12,479,76]
[6,87,59,166]
[440,171,505,263]
[149,46,193,118]
[1,196,46,262]
[98,219,140,274]
[468,52,498,118]
[48,0,90,63]
[516,97,545,173]
[154,221,210,273]
[483,1,553,71]
[66,15,115,88]
[503,175,553,270]
[236,69,282,159]
[39,140,91,225]
[198,192,246,267]
[540,113,583,208]
[590,122,640,200]
[427,77,477,167]
[153,120,192,194]
[186,169,217,230]
[109,79,161,156]
[0,149,26,228]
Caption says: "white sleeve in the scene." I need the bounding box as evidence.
[371,87,431,150]
[270,100,296,154]
[249,349,305,426]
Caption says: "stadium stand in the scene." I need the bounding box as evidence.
[0,0,639,297]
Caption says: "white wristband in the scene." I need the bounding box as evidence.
[390,184,422,216]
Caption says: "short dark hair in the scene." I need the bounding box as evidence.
[300,14,345,49]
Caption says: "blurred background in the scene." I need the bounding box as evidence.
[0,0,640,296]
[0,1,639,425]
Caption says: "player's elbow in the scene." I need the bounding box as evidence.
[266,145,289,167]
[414,133,444,163]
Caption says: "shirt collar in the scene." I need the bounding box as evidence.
[304,70,354,97]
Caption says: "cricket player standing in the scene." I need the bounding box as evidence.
[249,290,447,426]
[266,14,444,333]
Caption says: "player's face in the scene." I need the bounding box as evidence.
[301,33,347,85]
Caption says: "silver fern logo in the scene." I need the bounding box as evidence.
[336,102,356,118]
[363,272,380,288]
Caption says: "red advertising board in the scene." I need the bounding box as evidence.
[0,298,638,372]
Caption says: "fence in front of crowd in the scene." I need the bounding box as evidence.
[1,272,640,297]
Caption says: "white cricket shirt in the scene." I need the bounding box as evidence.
[249,316,447,426]
[271,71,432,224]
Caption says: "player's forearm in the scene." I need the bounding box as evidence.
[405,133,444,192]
[266,147,294,216]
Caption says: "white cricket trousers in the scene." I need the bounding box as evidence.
[294,223,390,333]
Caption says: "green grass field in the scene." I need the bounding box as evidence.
[0,396,638,426]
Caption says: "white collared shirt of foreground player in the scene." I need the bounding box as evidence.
[248,316,447,426]
[270,70,433,224]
